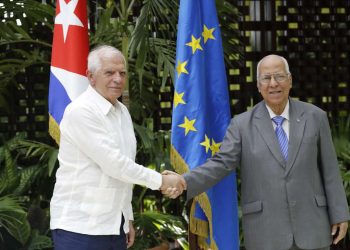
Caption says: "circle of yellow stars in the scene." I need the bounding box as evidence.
[174,25,222,156]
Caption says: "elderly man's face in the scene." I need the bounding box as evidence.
[88,56,126,105]
[257,56,292,111]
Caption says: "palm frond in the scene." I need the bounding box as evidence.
[90,5,124,47]
[150,38,176,86]
[27,230,52,250]
[0,144,20,195]
[0,1,53,112]
[129,0,178,86]
[13,164,41,196]
[0,196,30,245]
[0,1,54,21]
[133,123,154,151]
[217,1,244,67]
[132,211,187,249]
[332,116,350,161]
[9,138,58,177]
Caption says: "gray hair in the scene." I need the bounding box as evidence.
[256,55,290,79]
[87,45,126,73]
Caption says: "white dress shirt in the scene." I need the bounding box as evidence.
[265,100,290,139]
[50,85,162,235]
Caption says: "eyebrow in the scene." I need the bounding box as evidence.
[261,72,286,75]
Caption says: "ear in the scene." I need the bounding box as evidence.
[87,70,94,86]
[289,75,292,88]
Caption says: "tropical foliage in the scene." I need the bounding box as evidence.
[332,116,350,250]
[0,135,56,249]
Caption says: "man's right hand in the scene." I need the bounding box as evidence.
[160,170,186,199]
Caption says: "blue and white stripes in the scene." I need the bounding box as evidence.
[272,116,289,161]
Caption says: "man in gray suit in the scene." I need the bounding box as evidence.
[164,55,349,250]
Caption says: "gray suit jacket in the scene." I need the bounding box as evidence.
[184,99,349,250]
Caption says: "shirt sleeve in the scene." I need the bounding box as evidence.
[61,105,162,190]
[122,186,134,221]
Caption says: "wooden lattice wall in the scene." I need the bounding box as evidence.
[234,0,350,118]
[159,0,350,130]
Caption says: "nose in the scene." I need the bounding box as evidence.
[269,75,278,87]
[112,73,122,83]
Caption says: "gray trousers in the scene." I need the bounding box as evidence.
[289,241,330,250]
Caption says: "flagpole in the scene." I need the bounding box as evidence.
[187,199,198,250]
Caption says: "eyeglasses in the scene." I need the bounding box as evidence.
[258,73,290,85]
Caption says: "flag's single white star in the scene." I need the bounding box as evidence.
[55,0,84,43]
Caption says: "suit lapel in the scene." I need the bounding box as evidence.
[254,102,286,168]
[285,99,306,175]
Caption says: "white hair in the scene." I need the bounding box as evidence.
[256,55,290,79]
[87,45,126,73]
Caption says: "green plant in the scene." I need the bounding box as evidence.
[0,135,56,249]
[332,116,350,196]
[131,211,188,250]
[331,116,350,250]
[0,0,53,114]
[0,195,29,245]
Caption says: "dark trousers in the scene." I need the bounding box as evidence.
[52,217,126,250]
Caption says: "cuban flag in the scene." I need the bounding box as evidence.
[48,0,89,143]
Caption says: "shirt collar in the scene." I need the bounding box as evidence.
[265,100,290,121]
[86,85,119,115]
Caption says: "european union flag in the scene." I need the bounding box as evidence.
[170,0,239,249]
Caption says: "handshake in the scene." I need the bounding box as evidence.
[160,170,187,199]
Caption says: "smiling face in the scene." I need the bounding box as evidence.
[87,55,126,105]
[257,55,292,114]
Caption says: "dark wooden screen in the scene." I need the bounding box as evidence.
[159,0,350,130]
[0,49,50,142]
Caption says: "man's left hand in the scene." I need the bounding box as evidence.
[127,220,135,248]
[332,221,348,245]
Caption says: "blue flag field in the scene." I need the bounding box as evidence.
[170,0,239,249]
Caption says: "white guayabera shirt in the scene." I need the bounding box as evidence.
[50,85,162,235]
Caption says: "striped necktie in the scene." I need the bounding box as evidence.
[272,116,288,161]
